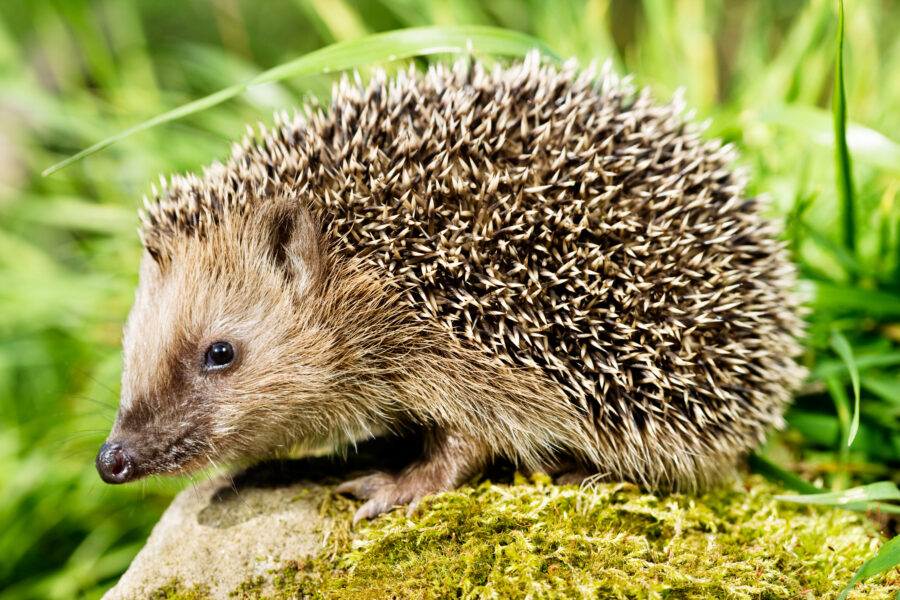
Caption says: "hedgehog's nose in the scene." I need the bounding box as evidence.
[95,442,135,484]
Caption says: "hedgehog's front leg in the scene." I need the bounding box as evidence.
[335,428,485,524]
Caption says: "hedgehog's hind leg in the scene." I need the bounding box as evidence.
[335,428,485,524]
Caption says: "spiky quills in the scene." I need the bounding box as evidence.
[140,52,805,489]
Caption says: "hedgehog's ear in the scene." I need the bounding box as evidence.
[266,201,323,294]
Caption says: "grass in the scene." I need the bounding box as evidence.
[2,0,900,598]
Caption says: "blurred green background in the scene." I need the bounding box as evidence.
[1,0,899,598]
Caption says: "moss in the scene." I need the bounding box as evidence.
[152,476,898,599]
[228,576,266,599]
[149,579,210,600]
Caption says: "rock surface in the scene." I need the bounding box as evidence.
[102,457,898,600]
[101,467,331,600]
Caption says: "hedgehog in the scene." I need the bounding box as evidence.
[95,52,805,522]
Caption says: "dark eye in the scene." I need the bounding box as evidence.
[204,341,235,370]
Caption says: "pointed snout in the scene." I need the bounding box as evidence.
[95,442,136,484]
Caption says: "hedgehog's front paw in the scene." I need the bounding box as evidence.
[335,470,440,524]
[336,429,484,524]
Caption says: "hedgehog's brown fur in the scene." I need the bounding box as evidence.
[103,52,804,521]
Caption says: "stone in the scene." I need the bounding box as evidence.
[101,466,331,600]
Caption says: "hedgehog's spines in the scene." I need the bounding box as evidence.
[137,52,804,491]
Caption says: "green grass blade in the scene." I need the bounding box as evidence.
[249,25,558,87]
[785,409,841,446]
[758,104,900,173]
[862,377,900,406]
[808,282,900,318]
[838,534,900,600]
[833,0,856,255]
[799,221,861,275]
[830,330,861,445]
[811,351,900,381]
[776,480,900,504]
[776,481,900,516]
[42,85,247,177]
[748,453,821,494]
[825,375,851,488]
[42,26,557,177]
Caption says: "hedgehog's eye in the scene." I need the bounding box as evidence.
[204,341,235,370]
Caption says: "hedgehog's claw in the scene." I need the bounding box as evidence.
[337,470,435,525]
[352,496,396,524]
[352,499,382,523]
[334,471,395,500]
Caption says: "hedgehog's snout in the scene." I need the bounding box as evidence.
[95,442,135,484]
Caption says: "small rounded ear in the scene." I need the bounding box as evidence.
[266,201,325,295]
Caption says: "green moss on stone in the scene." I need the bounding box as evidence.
[228,575,266,599]
[149,580,211,600]
[154,476,899,599]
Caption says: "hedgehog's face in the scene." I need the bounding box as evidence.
[96,202,332,484]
